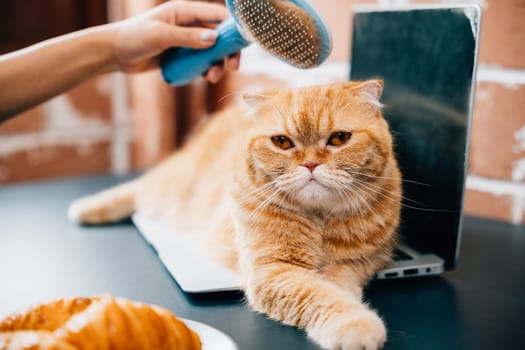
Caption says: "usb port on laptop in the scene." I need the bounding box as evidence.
[403,268,419,276]
[384,272,398,278]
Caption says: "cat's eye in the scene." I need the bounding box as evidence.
[327,131,352,146]
[271,135,294,150]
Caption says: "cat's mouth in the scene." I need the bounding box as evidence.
[304,174,328,189]
[308,173,326,185]
[293,176,333,207]
[288,169,333,203]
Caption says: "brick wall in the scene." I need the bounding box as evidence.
[0,76,119,182]
[0,0,118,183]
[0,0,524,225]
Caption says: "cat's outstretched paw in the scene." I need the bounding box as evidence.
[311,308,386,350]
[67,197,106,224]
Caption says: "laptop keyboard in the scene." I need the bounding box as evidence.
[393,248,414,261]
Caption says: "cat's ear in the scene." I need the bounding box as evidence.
[346,79,384,106]
[357,79,384,100]
[242,93,268,109]
[242,92,274,110]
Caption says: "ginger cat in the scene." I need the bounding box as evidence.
[69,80,401,350]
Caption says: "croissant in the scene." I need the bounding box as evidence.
[0,295,201,350]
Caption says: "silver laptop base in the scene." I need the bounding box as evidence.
[375,244,445,280]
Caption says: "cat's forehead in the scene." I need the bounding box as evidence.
[273,87,348,141]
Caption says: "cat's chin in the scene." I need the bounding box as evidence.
[294,181,335,209]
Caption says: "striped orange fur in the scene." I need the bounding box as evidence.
[69,80,401,350]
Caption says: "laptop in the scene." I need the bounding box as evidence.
[133,4,481,291]
[350,4,481,279]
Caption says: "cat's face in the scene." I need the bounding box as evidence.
[243,80,394,213]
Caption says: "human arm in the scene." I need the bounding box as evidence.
[0,1,239,122]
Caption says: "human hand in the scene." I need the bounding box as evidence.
[109,1,240,83]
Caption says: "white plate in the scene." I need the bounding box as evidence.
[132,213,241,293]
[183,319,238,350]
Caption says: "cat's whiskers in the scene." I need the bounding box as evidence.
[345,168,429,186]
[318,173,371,215]
[243,171,309,223]
[336,186,368,233]
[342,171,426,208]
[274,189,293,213]
[237,168,300,210]
[236,181,277,206]
[244,168,284,180]
[340,183,374,218]
[350,176,450,212]
[346,181,389,213]
[346,186,370,213]
[342,184,396,245]
[217,90,272,104]
[322,178,355,211]
[245,188,282,223]
[307,175,378,243]
[277,172,305,187]
[352,177,400,204]
[349,175,404,206]
[350,176,400,211]
[326,182,374,240]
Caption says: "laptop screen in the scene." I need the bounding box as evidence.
[350,6,480,269]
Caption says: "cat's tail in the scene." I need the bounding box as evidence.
[67,179,141,224]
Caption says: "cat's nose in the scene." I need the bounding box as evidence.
[303,161,319,172]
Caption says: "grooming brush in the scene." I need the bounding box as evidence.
[161,0,332,86]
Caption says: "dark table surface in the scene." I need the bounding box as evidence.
[1,175,524,350]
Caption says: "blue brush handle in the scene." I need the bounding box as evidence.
[161,18,250,86]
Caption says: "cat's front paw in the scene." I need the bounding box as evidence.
[311,308,386,350]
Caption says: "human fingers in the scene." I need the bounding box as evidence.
[203,52,240,83]
[159,22,219,49]
[226,52,241,71]
[161,1,230,26]
[203,65,224,83]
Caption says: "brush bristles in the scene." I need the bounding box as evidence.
[233,0,323,68]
